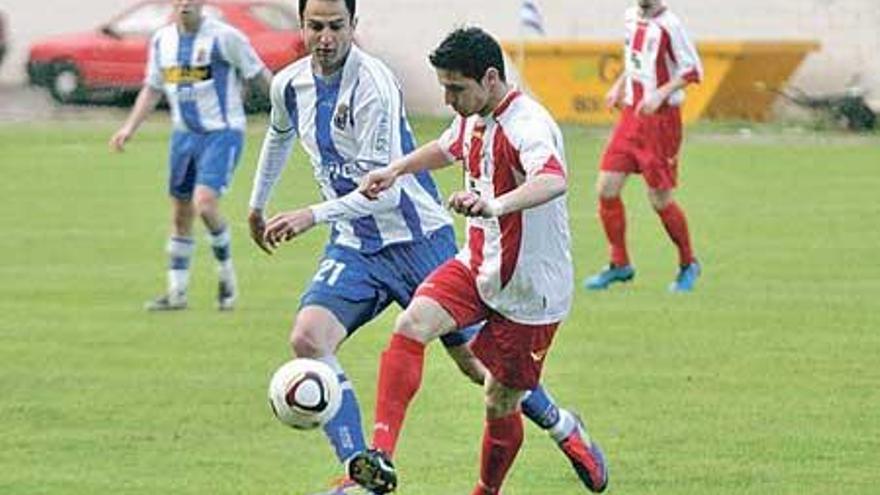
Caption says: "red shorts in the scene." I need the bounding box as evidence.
[600,106,683,190]
[415,259,559,390]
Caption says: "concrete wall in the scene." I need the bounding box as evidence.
[2,0,879,114]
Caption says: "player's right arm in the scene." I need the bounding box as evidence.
[359,140,450,200]
[604,73,626,110]
[109,31,164,152]
[108,86,163,152]
[248,71,298,254]
[360,114,465,199]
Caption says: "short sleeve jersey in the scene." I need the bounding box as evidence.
[437,90,573,325]
[145,18,265,132]
[621,6,703,108]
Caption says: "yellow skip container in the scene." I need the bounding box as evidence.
[502,40,820,124]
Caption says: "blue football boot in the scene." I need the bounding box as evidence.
[669,261,701,292]
[583,264,635,290]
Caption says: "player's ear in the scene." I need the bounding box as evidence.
[483,67,500,87]
[350,15,358,30]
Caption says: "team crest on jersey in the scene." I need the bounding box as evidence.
[195,47,209,65]
[334,104,350,130]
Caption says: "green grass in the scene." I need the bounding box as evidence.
[1,117,879,494]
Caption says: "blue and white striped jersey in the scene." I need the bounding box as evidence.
[145,18,265,133]
[250,46,452,254]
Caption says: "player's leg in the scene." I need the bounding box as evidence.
[648,187,700,291]
[146,132,197,311]
[291,305,369,468]
[193,130,244,309]
[445,330,607,490]
[347,294,459,494]
[585,170,636,290]
[472,374,527,495]
[585,112,638,290]
[467,315,558,495]
[642,108,700,292]
[296,245,392,471]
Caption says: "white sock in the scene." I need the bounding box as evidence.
[549,408,578,442]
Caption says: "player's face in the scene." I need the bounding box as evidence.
[302,0,356,75]
[174,0,204,26]
[637,0,661,12]
[435,68,492,117]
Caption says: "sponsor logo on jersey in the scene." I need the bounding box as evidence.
[372,113,390,154]
[163,65,213,84]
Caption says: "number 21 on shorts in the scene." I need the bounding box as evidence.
[313,259,346,286]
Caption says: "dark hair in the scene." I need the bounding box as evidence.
[298,0,356,21]
[429,27,506,82]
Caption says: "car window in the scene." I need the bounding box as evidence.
[111,3,173,36]
[249,3,298,31]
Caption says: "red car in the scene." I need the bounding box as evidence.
[27,0,306,105]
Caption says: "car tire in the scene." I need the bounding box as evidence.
[49,61,86,103]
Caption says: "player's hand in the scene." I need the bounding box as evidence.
[604,87,623,110]
[637,91,664,115]
[109,127,132,152]
[359,167,398,200]
[263,208,316,250]
[247,208,272,255]
[447,191,501,218]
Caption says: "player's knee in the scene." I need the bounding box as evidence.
[596,180,618,199]
[484,386,522,418]
[193,189,219,216]
[394,309,435,343]
[289,325,328,358]
[648,189,673,210]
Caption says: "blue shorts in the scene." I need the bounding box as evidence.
[300,225,479,347]
[168,129,243,199]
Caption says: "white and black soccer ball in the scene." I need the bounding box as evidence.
[268,358,342,430]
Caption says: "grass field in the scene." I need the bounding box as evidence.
[1,116,879,495]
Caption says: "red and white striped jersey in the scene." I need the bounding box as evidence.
[621,6,702,108]
[437,90,573,325]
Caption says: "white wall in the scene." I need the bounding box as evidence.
[3,0,879,114]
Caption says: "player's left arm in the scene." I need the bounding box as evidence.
[222,27,272,94]
[639,18,704,114]
[450,122,566,218]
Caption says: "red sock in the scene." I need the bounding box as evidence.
[473,412,524,495]
[372,333,425,457]
[657,201,695,266]
[599,197,629,266]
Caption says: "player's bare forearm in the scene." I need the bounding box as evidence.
[449,174,566,218]
[109,86,162,151]
[361,141,450,199]
[493,174,567,216]
[394,140,450,175]
[657,75,692,100]
[123,86,162,133]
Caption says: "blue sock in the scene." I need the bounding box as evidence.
[318,357,366,464]
[520,384,561,430]
[209,225,231,263]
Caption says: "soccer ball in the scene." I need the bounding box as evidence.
[268,358,342,430]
